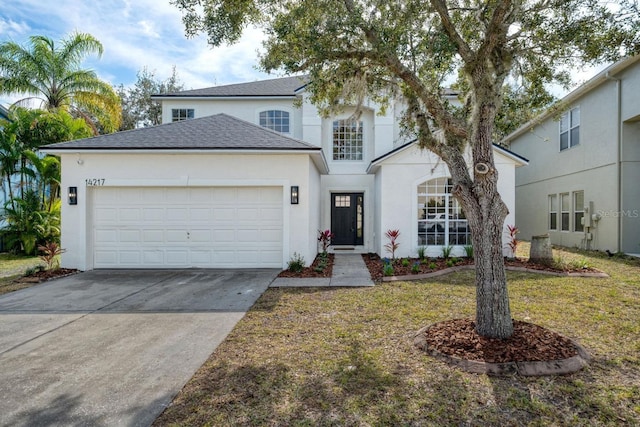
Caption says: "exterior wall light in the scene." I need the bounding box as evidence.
[68,187,78,205]
[290,186,299,205]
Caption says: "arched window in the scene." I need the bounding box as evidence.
[417,177,470,246]
[259,110,290,133]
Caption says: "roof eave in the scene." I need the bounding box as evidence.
[151,95,298,100]
[503,55,640,144]
[366,140,528,173]
[41,147,322,155]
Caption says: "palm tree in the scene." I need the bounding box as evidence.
[23,150,60,212]
[0,123,21,208]
[0,32,121,133]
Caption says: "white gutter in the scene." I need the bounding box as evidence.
[41,148,330,174]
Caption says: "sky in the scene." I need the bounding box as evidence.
[0,0,274,106]
[0,0,607,108]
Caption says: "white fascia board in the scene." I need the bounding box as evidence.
[41,148,320,155]
[503,55,640,144]
[150,95,297,101]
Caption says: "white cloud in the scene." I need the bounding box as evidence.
[0,0,271,93]
[0,18,31,38]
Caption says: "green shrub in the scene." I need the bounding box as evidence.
[401,258,410,267]
[463,245,473,258]
[411,262,420,274]
[442,245,453,259]
[446,259,454,268]
[571,258,592,269]
[383,263,395,276]
[287,252,305,273]
[417,246,426,260]
[429,262,436,270]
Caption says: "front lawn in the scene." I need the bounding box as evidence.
[154,246,640,426]
[0,253,43,296]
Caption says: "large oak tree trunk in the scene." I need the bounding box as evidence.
[467,195,513,338]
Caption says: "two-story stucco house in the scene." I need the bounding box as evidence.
[44,76,527,271]
[504,56,640,254]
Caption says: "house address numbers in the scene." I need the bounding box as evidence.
[85,178,106,186]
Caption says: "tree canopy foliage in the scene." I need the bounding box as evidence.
[1,108,92,254]
[177,0,639,338]
[0,32,122,133]
[117,66,184,130]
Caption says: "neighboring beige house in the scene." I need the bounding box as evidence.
[43,76,527,271]
[504,56,640,254]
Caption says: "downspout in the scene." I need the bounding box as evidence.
[605,71,622,253]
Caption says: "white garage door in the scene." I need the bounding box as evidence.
[92,187,283,268]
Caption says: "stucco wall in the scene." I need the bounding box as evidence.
[161,99,304,140]
[59,152,320,270]
[510,60,640,253]
[374,145,519,258]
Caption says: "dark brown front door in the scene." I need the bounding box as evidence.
[331,193,364,245]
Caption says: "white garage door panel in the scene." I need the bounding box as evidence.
[93,187,283,268]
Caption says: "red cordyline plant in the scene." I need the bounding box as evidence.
[505,225,519,258]
[384,229,400,259]
[38,242,66,270]
[317,229,335,253]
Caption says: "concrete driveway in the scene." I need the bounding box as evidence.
[0,269,278,427]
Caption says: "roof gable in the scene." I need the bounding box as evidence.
[156,75,308,98]
[504,55,640,144]
[367,140,528,173]
[43,113,321,151]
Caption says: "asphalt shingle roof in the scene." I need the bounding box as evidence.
[159,75,308,97]
[43,113,320,151]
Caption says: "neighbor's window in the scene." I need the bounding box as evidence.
[560,106,580,151]
[560,193,570,231]
[333,119,363,161]
[172,108,194,122]
[573,191,584,232]
[549,194,558,230]
[417,177,470,246]
[259,110,290,133]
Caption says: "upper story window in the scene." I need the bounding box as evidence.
[259,110,290,133]
[560,106,580,151]
[333,119,363,161]
[172,108,194,122]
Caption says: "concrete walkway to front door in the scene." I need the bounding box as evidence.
[271,253,374,287]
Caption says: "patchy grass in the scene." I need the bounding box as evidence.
[0,253,43,296]
[154,246,640,426]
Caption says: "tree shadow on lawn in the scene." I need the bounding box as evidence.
[154,338,476,426]
[485,357,640,425]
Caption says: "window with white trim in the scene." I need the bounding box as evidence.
[333,119,363,161]
[560,193,570,231]
[259,110,290,133]
[549,194,558,230]
[560,107,580,151]
[172,108,194,122]
[573,191,584,232]
[417,177,470,246]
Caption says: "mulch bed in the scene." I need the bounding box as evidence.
[362,253,601,281]
[278,253,334,278]
[18,268,79,283]
[416,318,578,363]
